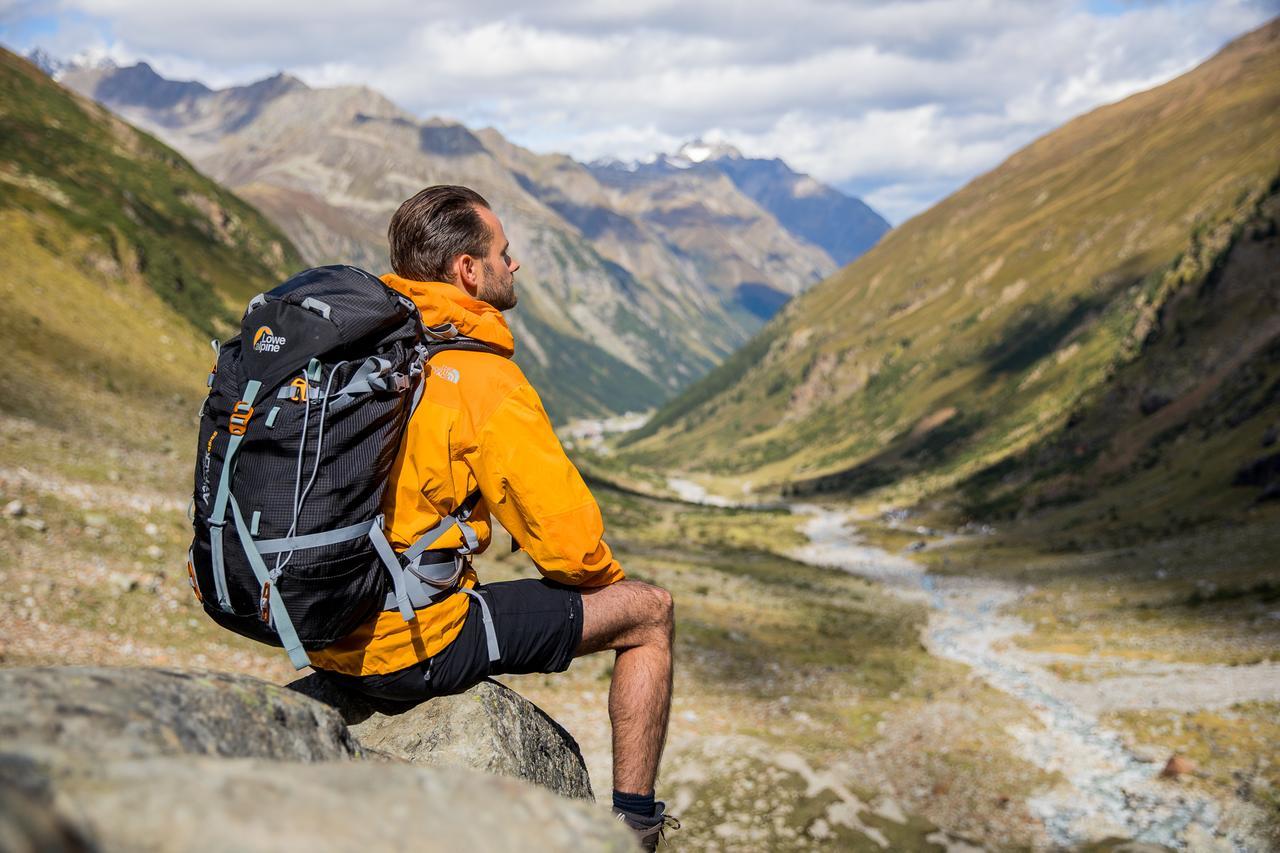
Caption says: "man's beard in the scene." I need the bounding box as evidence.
[477,259,517,311]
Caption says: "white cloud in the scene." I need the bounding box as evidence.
[2,0,1274,222]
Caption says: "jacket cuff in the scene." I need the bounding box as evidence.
[576,562,626,588]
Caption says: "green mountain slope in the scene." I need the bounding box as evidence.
[0,47,301,465]
[621,20,1280,528]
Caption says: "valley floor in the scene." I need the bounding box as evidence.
[2,411,1277,850]
[798,508,1279,850]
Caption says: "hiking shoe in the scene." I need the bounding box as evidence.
[613,802,680,851]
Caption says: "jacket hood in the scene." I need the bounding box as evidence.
[381,274,515,357]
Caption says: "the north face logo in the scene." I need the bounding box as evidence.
[431,364,460,384]
[253,325,287,353]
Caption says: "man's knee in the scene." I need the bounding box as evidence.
[654,584,673,627]
[641,582,674,641]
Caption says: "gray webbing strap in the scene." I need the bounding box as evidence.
[277,386,327,400]
[461,588,501,663]
[382,568,455,612]
[228,496,309,670]
[334,356,392,397]
[407,551,463,586]
[457,520,480,555]
[208,379,262,610]
[209,529,228,607]
[301,297,331,320]
[255,519,377,555]
[401,515,460,563]
[368,520,416,622]
[408,348,428,416]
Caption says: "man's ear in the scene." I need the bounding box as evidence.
[454,253,480,295]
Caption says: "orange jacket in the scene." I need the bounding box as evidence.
[308,275,625,676]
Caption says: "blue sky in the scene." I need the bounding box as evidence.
[2,0,1275,222]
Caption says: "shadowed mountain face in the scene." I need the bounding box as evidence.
[621,20,1280,530]
[55,63,885,422]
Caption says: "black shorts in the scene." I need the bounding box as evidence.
[319,578,584,703]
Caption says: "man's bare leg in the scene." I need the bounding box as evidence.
[576,580,674,795]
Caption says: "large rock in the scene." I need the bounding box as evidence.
[50,757,631,852]
[0,786,89,853]
[0,667,358,792]
[288,675,594,800]
[0,667,626,852]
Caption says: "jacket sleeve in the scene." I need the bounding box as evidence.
[470,382,626,588]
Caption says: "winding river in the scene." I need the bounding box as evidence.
[789,505,1258,852]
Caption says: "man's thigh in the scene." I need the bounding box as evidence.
[479,577,584,677]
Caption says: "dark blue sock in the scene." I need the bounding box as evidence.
[613,789,655,817]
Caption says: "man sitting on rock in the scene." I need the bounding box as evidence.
[309,185,678,849]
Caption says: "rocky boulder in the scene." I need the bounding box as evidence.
[288,674,593,800]
[0,666,359,764]
[50,757,627,851]
[0,667,629,852]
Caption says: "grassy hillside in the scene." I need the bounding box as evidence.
[621,21,1280,532]
[0,47,315,685]
[0,46,301,474]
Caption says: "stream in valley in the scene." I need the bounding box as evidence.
[789,504,1255,852]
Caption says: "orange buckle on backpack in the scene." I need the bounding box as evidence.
[228,400,255,435]
[259,580,271,623]
[289,377,309,402]
[187,559,203,603]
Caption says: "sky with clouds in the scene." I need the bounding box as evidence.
[1,0,1275,223]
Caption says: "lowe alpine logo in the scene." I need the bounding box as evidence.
[252,325,287,353]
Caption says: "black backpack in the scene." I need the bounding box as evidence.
[188,265,501,669]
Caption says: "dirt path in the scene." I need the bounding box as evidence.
[789,505,1275,851]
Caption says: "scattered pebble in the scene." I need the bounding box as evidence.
[1159,754,1197,779]
[146,545,165,561]
[109,572,139,594]
[4,500,26,518]
[20,518,47,532]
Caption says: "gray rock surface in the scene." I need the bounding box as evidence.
[0,786,89,853]
[0,667,623,852]
[53,756,631,852]
[288,675,594,800]
[0,667,359,773]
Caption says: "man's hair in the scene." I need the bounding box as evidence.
[388,185,492,282]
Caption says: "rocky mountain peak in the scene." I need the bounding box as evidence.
[244,70,308,96]
[25,46,116,80]
[675,138,744,164]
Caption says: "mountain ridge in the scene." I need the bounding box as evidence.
[619,19,1280,536]
[592,139,890,265]
[49,53,888,422]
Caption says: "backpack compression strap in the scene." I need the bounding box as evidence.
[228,495,310,670]
[204,376,312,669]
[208,379,262,610]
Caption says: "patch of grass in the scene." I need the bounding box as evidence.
[1104,702,1280,844]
